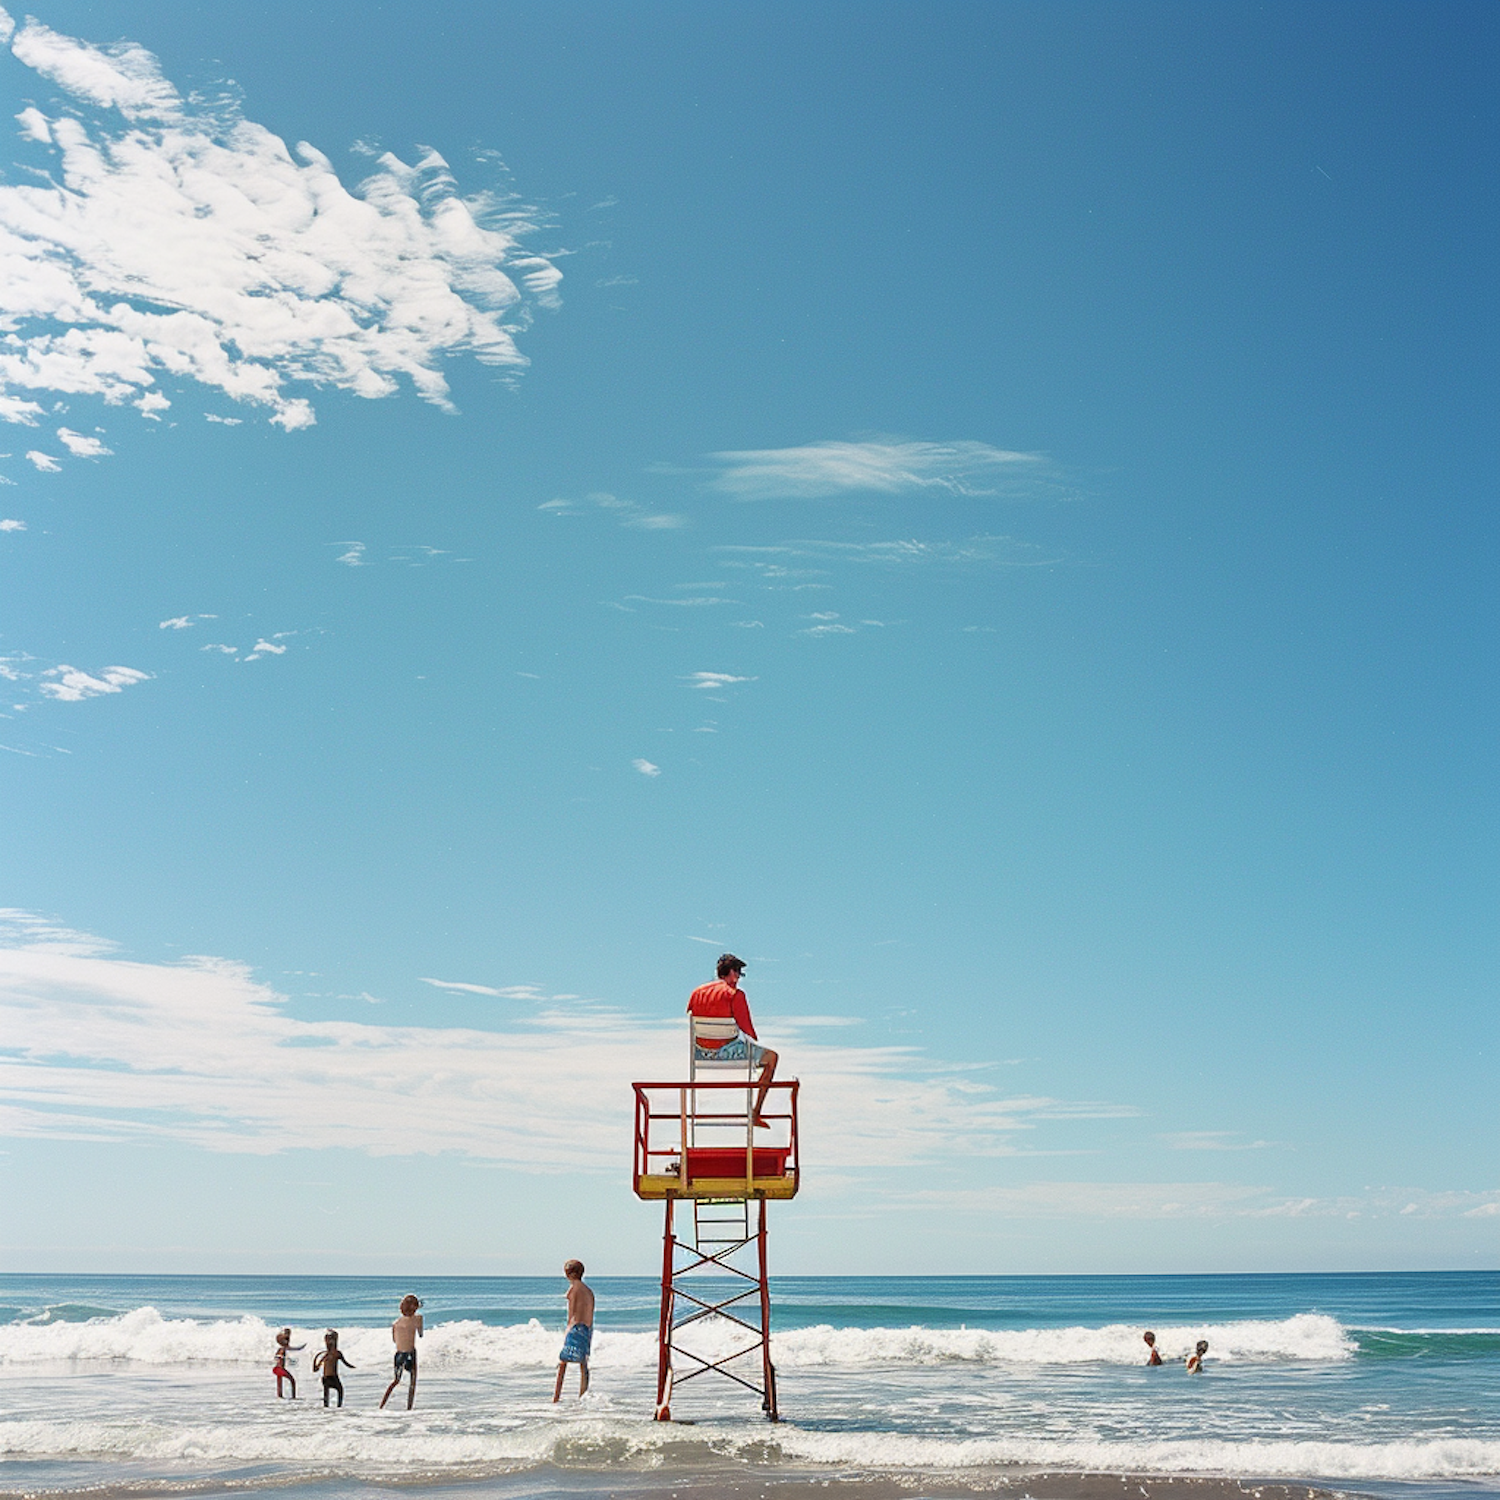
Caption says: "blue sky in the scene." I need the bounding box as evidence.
[0,0,1495,1275]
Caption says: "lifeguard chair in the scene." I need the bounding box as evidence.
[632,1017,800,1421]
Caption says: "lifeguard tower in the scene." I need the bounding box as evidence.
[631,1015,800,1421]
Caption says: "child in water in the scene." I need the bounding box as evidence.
[552,1260,595,1402]
[380,1295,424,1410]
[1143,1330,1163,1366]
[313,1329,355,1407]
[272,1328,305,1399]
[1186,1338,1209,1373]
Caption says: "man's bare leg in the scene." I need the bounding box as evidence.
[752,1050,779,1126]
[553,1362,566,1402]
[578,1359,590,1397]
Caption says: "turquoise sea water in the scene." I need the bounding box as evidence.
[1,1272,1497,1499]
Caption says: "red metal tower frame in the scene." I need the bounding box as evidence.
[631,1078,800,1421]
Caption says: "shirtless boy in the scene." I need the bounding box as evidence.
[1186,1338,1209,1374]
[1143,1330,1163,1366]
[552,1260,595,1402]
[272,1328,305,1399]
[380,1295,424,1409]
[313,1329,355,1407]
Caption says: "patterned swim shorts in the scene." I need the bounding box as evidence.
[693,1034,767,1066]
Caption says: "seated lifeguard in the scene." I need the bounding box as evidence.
[688,953,779,1128]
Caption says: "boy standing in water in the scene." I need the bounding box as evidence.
[313,1329,355,1407]
[552,1260,594,1402]
[272,1328,304,1399]
[1186,1339,1209,1373]
[1143,1330,1163,1366]
[380,1295,424,1409]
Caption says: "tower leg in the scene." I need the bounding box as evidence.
[655,1196,675,1420]
[757,1196,778,1420]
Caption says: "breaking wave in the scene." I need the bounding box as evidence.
[0,1307,1357,1369]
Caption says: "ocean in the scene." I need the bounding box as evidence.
[1,1272,1497,1500]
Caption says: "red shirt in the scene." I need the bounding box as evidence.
[687,979,757,1043]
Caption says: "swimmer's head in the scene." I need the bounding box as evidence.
[1196,1340,1209,1355]
[325,1329,339,1344]
[564,1259,585,1279]
[277,1327,291,1342]
[400,1294,420,1316]
[1143,1331,1156,1344]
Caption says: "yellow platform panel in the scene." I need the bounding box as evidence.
[635,1172,799,1201]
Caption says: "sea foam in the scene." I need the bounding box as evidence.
[0,1308,1354,1369]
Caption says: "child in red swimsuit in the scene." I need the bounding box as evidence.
[272,1327,305,1398]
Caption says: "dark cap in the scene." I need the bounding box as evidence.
[716,953,746,977]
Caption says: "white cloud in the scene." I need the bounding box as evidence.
[540,491,686,530]
[204,413,242,425]
[37,664,149,701]
[56,427,111,458]
[708,440,1045,500]
[419,977,502,997]
[200,643,236,654]
[334,542,367,566]
[0,16,560,434]
[684,671,755,691]
[243,639,287,661]
[25,451,61,472]
[1159,1131,1277,1152]
[632,758,661,777]
[158,616,193,630]
[801,622,857,636]
[0,517,23,531]
[719,535,1055,568]
[0,911,1143,1170]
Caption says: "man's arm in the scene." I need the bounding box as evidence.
[732,991,757,1040]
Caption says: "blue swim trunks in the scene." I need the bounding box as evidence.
[693,1034,767,1066]
[558,1324,592,1363]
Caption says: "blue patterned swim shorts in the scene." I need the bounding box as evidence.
[559,1324,592,1363]
[693,1034,767,1066]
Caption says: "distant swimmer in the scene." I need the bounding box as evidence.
[552,1259,595,1402]
[688,953,779,1127]
[313,1329,355,1407]
[380,1295,423,1410]
[1186,1339,1209,1373]
[1143,1330,1163,1366]
[272,1327,304,1399]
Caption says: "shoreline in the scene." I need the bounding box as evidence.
[0,1465,1399,1500]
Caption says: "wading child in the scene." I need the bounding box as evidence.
[272,1328,305,1399]
[1143,1330,1163,1366]
[380,1295,424,1409]
[1186,1339,1209,1374]
[313,1329,355,1407]
[552,1260,595,1402]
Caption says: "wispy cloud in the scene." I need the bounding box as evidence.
[707,440,1047,501]
[0,911,1137,1171]
[632,757,661,777]
[684,671,755,691]
[36,664,149,702]
[334,543,368,567]
[25,451,60,473]
[539,491,686,530]
[719,536,1056,568]
[1,518,25,531]
[1159,1131,1279,1152]
[419,977,545,1000]
[0,11,560,434]
[243,638,287,662]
